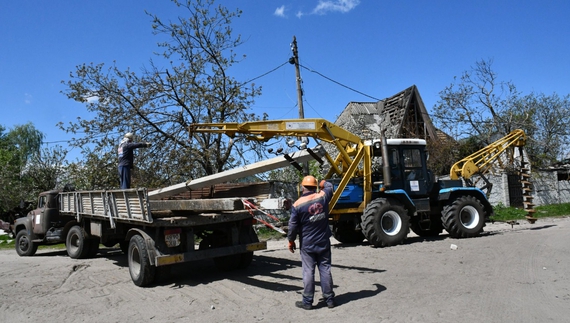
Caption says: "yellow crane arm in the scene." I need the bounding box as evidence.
[189,118,364,171]
[189,118,362,146]
[450,129,527,180]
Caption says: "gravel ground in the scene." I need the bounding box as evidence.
[1,217,569,323]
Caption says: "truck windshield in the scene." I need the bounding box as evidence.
[403,149,422,168]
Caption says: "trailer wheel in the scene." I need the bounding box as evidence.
[332,220,365,244]
[15,230,38,257]
[442,195,486,238]
[66,226,91,259]
[128,234,156,287]
[361,198,409,247]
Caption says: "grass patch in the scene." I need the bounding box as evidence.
[0,234,15,249]
[0,235,66,251]
[491,202,570,222]
[534,203,570,218]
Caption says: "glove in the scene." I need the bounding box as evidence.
[288,240,296,253]
[319,180,326,190]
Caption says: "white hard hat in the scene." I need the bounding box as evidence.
[124,132,134,139]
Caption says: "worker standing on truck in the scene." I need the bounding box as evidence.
[288,175,335,310]
[118,132,151,189]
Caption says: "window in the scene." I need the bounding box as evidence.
[38,196,47,209]
[403,149,422,168]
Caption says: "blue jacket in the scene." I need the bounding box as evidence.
[118,140,149,167]
[288,181,333,252]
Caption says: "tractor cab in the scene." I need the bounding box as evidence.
[372,138,431,196]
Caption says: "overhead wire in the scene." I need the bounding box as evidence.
[299,64,380,101]
[241,61,290,86]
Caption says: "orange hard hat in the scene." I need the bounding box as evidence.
[301,175,318,187]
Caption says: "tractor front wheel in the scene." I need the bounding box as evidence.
[361,198,409,247]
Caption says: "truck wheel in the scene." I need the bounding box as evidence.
[361,198,409,247]
[128,234,156,287]
[332,220,365,244]
[15,230,38,257]
[442,195,486,238]
[237,226,259,269]
[66,226,91,259]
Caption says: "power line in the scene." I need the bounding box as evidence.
[299,64,380,101]
[43,131,121,145]
[241,61,290,85]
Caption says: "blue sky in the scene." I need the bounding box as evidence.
[1,0,569,160]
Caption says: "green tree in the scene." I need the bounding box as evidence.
[432,58,525,144]
[62,148,118,190]
[514,93,570,167]
[60,0,265,189]
[432,59,570,168]
[0,123,44,215]
[26,145,69,193]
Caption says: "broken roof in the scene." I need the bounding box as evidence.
[334,85,439,141]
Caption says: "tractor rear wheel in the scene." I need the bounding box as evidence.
[332,220,364,244]
[361,198,409,247]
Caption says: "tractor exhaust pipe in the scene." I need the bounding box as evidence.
[381,131,391,189]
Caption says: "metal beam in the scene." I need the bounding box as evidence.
[148,146,325,199]
[149,198,246,211]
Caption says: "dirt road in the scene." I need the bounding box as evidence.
[1,217,569,323]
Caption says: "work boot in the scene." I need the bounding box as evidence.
[295,301,312,310]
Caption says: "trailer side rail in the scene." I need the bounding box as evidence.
[59,189,153,226]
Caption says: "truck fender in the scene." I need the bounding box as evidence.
[62,221,80,239]
[384,189,417,216]
[439,187,494,218]
[125,229,157,266]
[13,217,37,240]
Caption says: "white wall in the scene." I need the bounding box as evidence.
[484,171,570,207]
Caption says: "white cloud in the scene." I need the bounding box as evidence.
[24,93,32,104]
[274,5,286,17]
[86,96,99,103]
[312,0,360,15]
[296,10,304,19]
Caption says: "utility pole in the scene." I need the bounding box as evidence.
[290,36,309,175]
[291,36,305,119]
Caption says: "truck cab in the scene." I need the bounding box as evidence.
[13,190,72,256]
